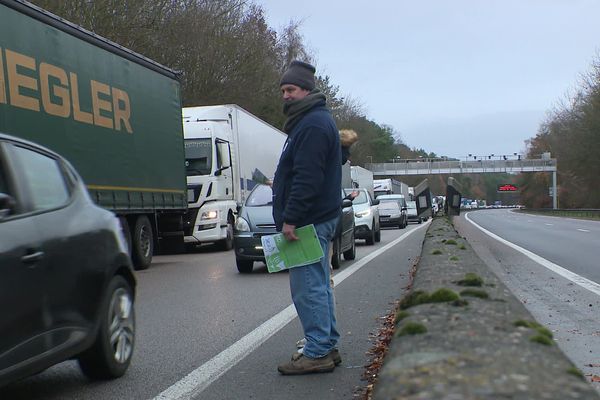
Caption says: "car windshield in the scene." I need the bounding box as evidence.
[406,201,417,209]
[245,184,273,207]
[379,201,400,211]
[344,189,368,204]
[184,138,212,176]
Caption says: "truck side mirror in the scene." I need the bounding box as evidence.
[0,193,16,219]
[214,165,230,176]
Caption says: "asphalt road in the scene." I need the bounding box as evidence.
[0,222,428,399]
[456,209,600,391]
[466,208,600,283]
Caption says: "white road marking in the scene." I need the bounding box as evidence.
[545,223,553,226]
[577,229,590,233]
[151,222,430,400]
[465,213,600,297]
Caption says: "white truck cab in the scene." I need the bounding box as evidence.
[182,105,286,250]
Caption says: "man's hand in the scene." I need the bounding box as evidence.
[282,223,298,241]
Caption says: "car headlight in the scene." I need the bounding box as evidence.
[201,210,218,220]
[355,209,371,218]
[234,217,250,232]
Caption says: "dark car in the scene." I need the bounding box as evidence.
[234,185,355,273]
[376,194,408,229]
[233,184,277,273]
[378,201,405,229]
[331,190,356,270]
[0,133,136,388]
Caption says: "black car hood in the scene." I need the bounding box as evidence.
[242,206,277,231]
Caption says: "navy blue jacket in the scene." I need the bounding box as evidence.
[272,105,341,231]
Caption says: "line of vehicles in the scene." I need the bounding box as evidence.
[0,0,434,389]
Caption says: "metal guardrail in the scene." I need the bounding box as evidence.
[367,159,557,176]
[518,208,600,219]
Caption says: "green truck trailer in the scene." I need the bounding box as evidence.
[0,0,187,269]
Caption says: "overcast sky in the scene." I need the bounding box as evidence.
[257,0,600,160]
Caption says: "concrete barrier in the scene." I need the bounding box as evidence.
[373,216,600,399]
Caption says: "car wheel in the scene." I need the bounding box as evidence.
[78,275,135,379]
[217,218,234,251]
[418,217,422,224]
[236,259,254,273]
[375,223,381,242]
[366,225,375,245]
[132,215,153,270]
[331,236,342,270]
[343,231,356,260]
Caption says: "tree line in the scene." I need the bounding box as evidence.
[29,1,599,207]
[31,0,420,168]
[519,57,600,208]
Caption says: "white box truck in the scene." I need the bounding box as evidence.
[350,166,374,198]
[373,178,410,199]
[182,105,286,249]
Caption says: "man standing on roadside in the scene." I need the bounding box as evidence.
[272,60,342,375]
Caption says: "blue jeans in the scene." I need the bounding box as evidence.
[289,217,340,358]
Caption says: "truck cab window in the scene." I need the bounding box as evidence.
[10,145,70,211]
[185,138,212,176]
[215,139,231,171]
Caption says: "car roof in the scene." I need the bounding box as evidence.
[0,132,63,159]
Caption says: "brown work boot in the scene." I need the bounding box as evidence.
[277,352,335,375]
[330,348,342,366]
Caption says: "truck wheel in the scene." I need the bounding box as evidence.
[331,237,342,270]
[343,231,356,260]
[132,215,153,270]
[78,275,135,379]
[236,259,253,273]
[217,218,234,251]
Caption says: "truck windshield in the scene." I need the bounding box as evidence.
[185,139,212,176]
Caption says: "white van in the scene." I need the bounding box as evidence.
[344,188,381,245]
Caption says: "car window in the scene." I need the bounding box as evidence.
[0,162,7,195]
[379,201,400,211]
[246,184,273,206]
[10,145,70,211]
[344,189,367,204]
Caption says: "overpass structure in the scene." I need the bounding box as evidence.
[366,158,558,209]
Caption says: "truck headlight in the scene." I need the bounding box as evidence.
[201,210,218,220]
[355,209,371,218]
[235,217,250,232]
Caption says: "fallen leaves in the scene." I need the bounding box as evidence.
[354,300,400,400]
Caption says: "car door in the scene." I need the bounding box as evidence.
[0,142,46,371]
[6,142,95,344]
[339,190,354,250]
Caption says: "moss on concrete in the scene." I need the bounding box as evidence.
[397,322,427,336]
[455,273,484,287]
[394,311,410,324]
[428,288,460,303]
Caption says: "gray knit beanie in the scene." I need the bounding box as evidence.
[280,60,316,90]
